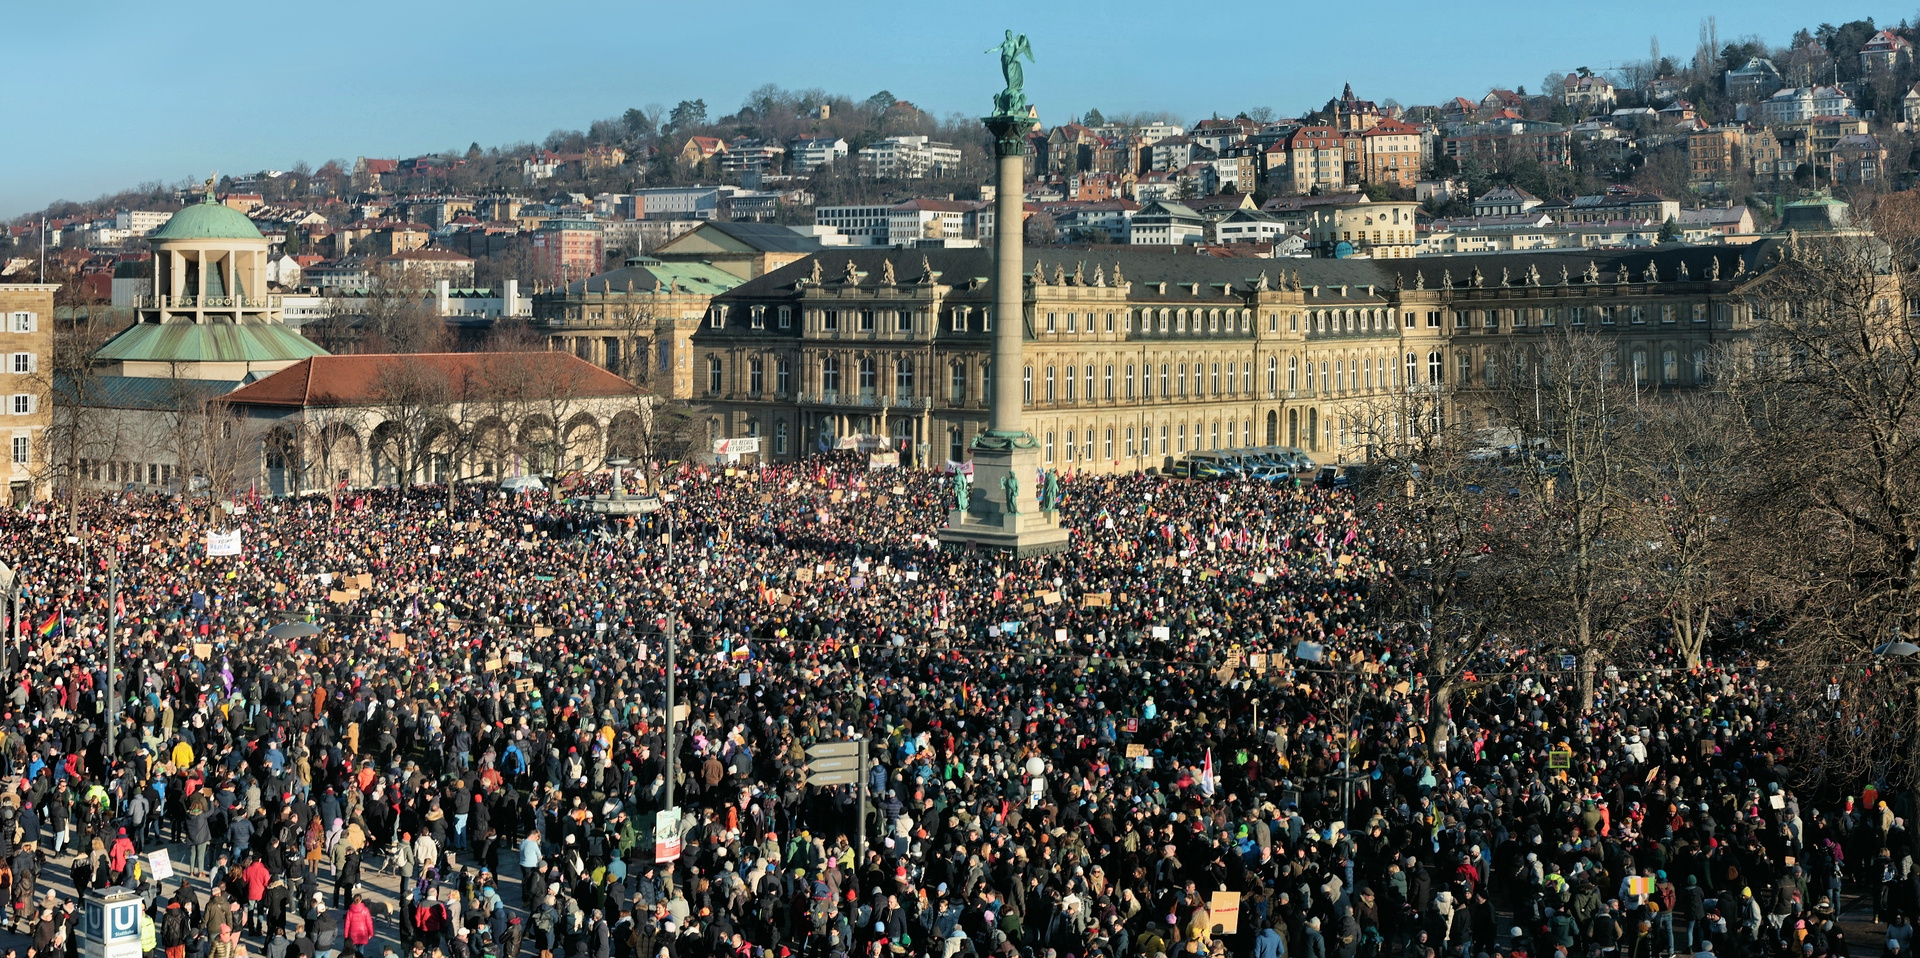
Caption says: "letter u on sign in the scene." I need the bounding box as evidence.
[107,899,142,940]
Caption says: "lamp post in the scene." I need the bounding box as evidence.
[663,612,677,811]
[0,561,15,677]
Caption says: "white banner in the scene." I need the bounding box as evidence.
[654,808,683,862]
[713,437,760,456]
[206,531,242,557]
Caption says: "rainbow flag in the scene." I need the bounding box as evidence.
[35,611,59,638]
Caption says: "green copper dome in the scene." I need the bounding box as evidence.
[150,195,265,241]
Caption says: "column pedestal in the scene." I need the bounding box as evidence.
[937,443,1070,556]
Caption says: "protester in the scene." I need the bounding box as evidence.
[0,453,1879,958]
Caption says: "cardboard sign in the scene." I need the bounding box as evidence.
[328,590,358,603]
[388,633,408,650]
[485,658,502,672]
[533,626,554,638]
[1041,592,1061,606]
[1081,592,1110,609]
[506,650,523,664]
[451,544,467,557]
[1125,744,1146,758]
[1208,892,1241,935]
[353,574,372,590]
[514,678,534,693]
[193,643,212,659]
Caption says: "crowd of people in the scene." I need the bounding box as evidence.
[0,456,1902,958]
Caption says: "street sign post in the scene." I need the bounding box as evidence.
[806,739,869,864]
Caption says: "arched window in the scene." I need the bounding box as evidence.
[1457,352,1472,384]
[1662,349,1679,384]
[1211,362,1221,395]
[1631,349,1648,386]
[1125,426,1137,458]
[1083,365,1093,401]
[1334,360,1344,393]
[950,363,965,402]
[1045,365,1057,403]
[1428,349,1443,385]
[1267,357,1278,396]
[749,358,764,395]
[1081,430,1092,460]
[1160,363,1170,396]
[1104,428,1114,460]
[1177,363,1187,396]
[1692,349,1709,383]
[1192,363,1203,396]
[1405,352,1417,386]
[896,359,914,397]
[1177,423,1187,453]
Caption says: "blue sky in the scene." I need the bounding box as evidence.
[2,0,1903,219]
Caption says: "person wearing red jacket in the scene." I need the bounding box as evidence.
[343,895,377,952]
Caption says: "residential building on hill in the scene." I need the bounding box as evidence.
[1128,201,1208,245]
[857,136,962,179]
[789,137,848,173]
[1861,29,1914,76]
[1725,58,1784,101]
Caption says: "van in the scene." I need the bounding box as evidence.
[1171,459,1232,481]
[1187,450,1243,476]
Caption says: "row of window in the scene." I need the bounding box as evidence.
[1029,417,1258,465]
[711,342,1712,402]
[1450,303,1713,331]
[79,459,172,485]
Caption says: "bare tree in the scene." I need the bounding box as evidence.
[1618,392,1748,668]
[370,361,454,486]
[1355,391,1528,754]
[1728,215,1920,644]
[39,311,128,535]
[1484,327,1637,707]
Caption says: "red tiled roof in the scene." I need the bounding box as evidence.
[225,352,638,408]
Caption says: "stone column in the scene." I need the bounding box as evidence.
[938,109,1068,557]
[989,142,1024,436]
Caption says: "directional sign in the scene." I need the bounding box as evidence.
[806,739,864,786]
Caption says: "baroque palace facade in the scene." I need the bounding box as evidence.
[690,244,1764,472]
